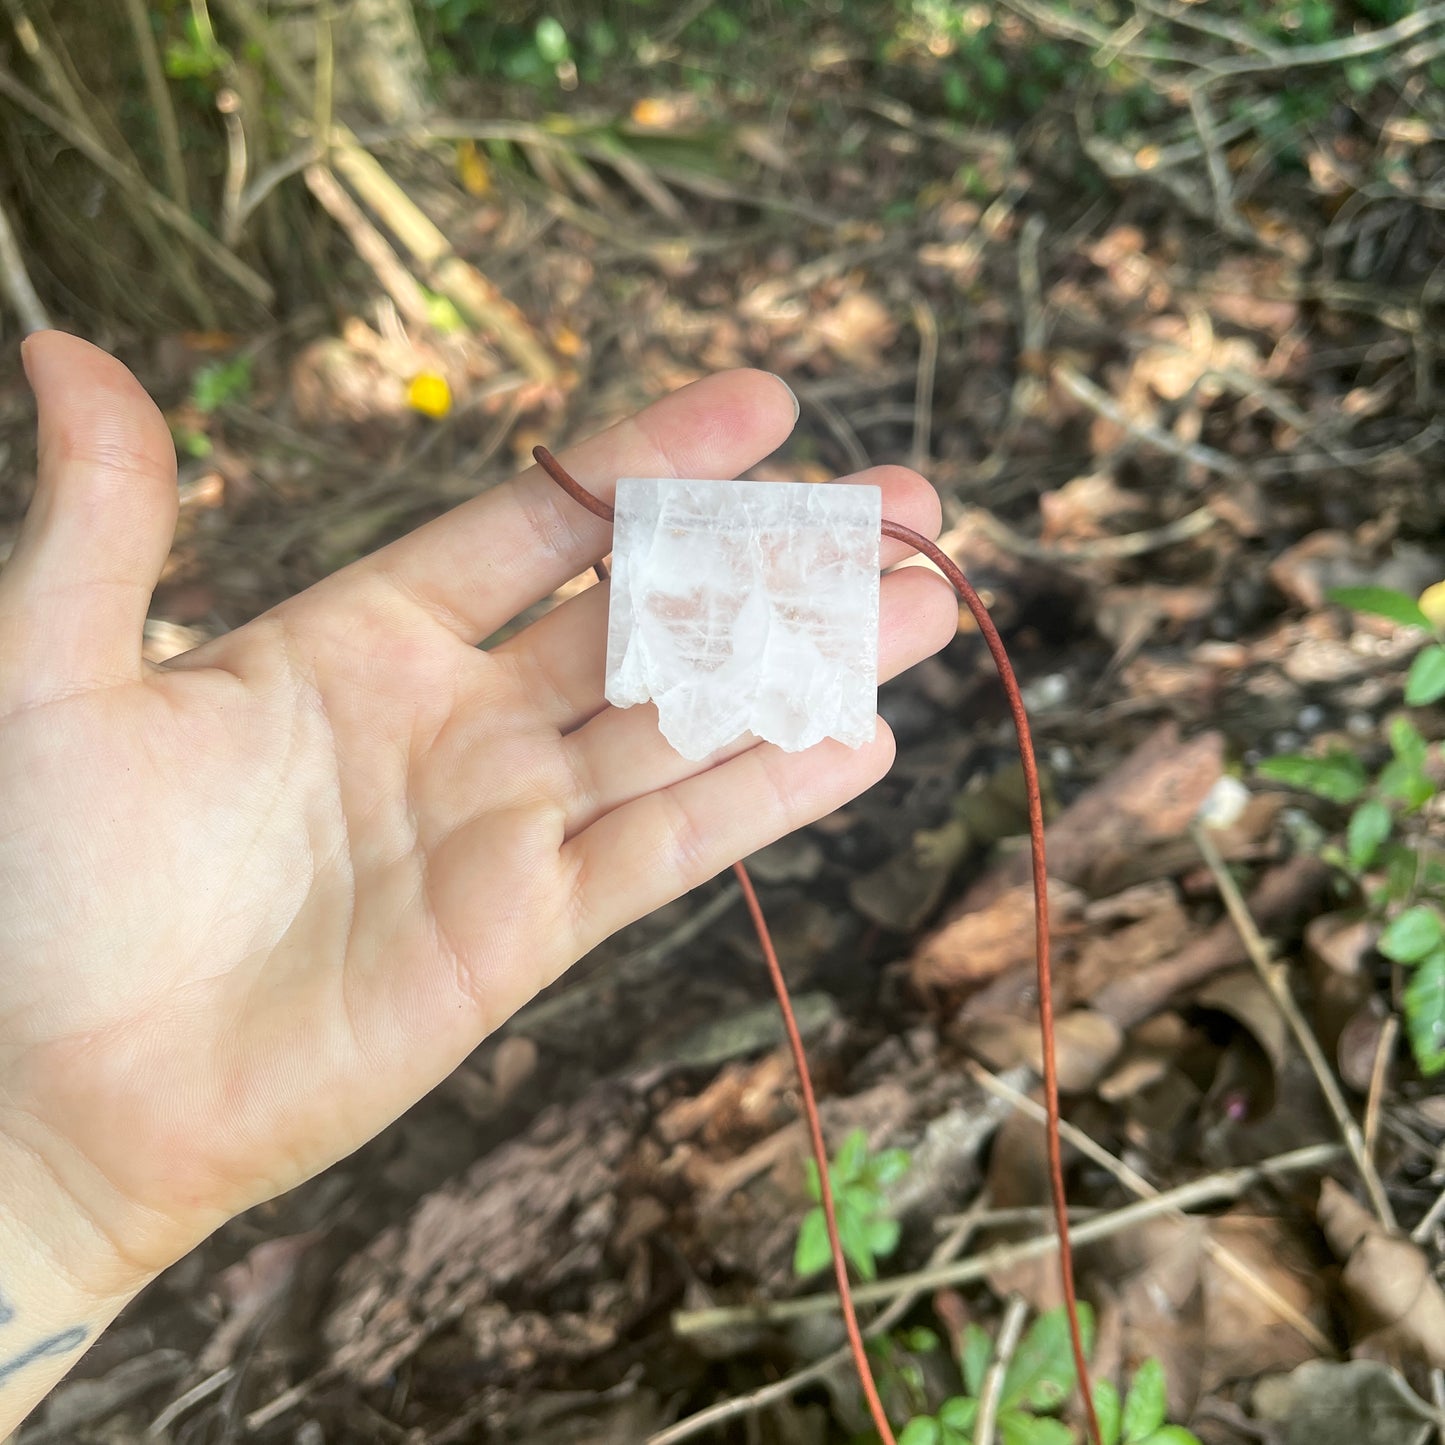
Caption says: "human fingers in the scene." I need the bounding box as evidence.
[330,369,797,644]
[556,564,957,837]
[494,463,943,733]
[562,721,897,954]
[0,333,178,699]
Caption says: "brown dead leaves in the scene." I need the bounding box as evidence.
[1319,1179,1445,1370]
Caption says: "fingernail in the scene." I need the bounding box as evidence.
[766,372,800,425]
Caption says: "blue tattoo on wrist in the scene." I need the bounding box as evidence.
[0,1289,87,1387]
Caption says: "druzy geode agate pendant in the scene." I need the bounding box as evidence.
[604,478,882,761]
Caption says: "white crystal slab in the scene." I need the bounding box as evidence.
[606,477,882,761]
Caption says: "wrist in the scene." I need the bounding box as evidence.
[0,1130,154,1434]
[0,1116,168,1304]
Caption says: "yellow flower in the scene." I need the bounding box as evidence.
[456,139,490,197]
[1420,580,1445,631]
[407,372,452,420]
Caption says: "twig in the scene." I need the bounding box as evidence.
[1195,4,1445,82]
[1187,86,1241,236]
[0,190,49,331]
[303,165,433,329]
[120,0,189,212]
[972,504,1217,563]
[241,1368,337,1432]
[2,0,219,324]
[1411,1183,1445,1246]
[804,393,870,473]
[910,295,938,475]
[963,214,1046,493]
[313,3,333,160]
[216,88,248,249]
[0,62,271,307]
[652,0,716,45]
[647,1200,993,1444]
[976,1296,1029,1445]
[147,1366,234,1436]
[1364,1014,1399,1163]
[1141,0,1275,56]
[968,1064,1336,1355]
[1054,363,1246,480]
[671,1144,1341,1334]
[214,0,556,383]
[1191,822,1397,1230]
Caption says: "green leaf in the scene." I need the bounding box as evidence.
[1140,1430,1205,1445]
[898,1419,941,1445]
[191,355,252,413]
[1381,842,1422,901]
[938,1396,979,1432]
[792,1207,831,1278]
[1403,950,1445,1075]
[1094,1380,1122,1445]
[1379,905,1445,963]
[903,1327,940,1354]
[534,16,570,63]
[1002,1304,1094,1412]
[422,289,466,335]
[865,1214,901,1261]
[834,1128,870,1184]
[1377,759,1435,811]
[803,1158,821,1202]
[1406,645,1445,705]
[1122,1359,1167,1441]
[867,1147,912,1188]
[1327,586,1431,630]
[1389,715,1429,770]
[1000,1412,1075,1445]
[960,1322,992,1396]
[1256,750,1368,803]
[838,1208,877,1279]
[1347,799,1392,870]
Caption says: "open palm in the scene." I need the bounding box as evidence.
[0,333,952,1290]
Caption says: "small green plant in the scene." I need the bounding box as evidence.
[792,1128,909,1282]
[898,1304,1078,1445]
[191,355,253,414]
[164,11,230,82]
[899,1319,1200,1445]
[1092,1358,1202,1445]
[1330,586,1445,707]
[1257,582,1445,1075]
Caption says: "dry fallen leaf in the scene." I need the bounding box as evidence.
[1318,1178,1445,1369]
[958,724,1224,911]
[809,290,897,367]
[910,879,1086,997]
[1253,1358,1445,1445]
[1101,1209,1329,1411]
[1015,1009,1124,1093]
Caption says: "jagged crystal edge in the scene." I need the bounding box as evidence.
[605,477,881,761]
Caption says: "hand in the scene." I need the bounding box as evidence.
[0,333,953,1297]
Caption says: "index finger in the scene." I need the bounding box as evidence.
[333,369,798,643]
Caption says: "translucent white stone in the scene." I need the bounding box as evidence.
[606,477,882,761]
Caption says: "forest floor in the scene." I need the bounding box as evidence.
[2,7,1444,1443]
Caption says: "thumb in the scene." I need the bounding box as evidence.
[0,332,179,696]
